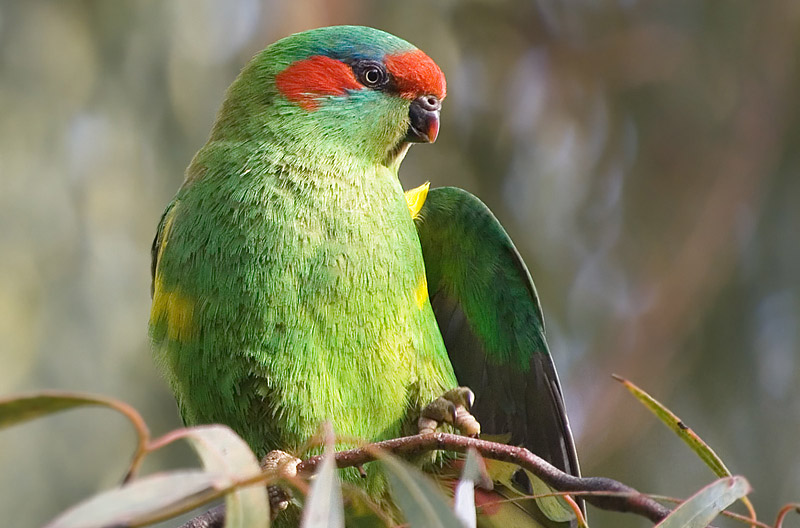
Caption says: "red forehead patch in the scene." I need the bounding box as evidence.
[275,55,361,110]
[385,49,446,100]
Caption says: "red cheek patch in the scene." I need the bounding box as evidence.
[275,55,362,110]
[385,49,446,100]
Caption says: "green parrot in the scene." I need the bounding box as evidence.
[150,26,581,527]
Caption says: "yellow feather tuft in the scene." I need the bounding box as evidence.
[404,181,430,220]
[151,277,196,342]
[415,275,428,310]
[150,203,195,342]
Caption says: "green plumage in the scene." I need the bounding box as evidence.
[151,26,580,527]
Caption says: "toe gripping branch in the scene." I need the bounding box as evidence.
[418,387,481,437]
[261,450,302,518]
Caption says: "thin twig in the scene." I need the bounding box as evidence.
[180,432,672,528]
[178,504,225,528]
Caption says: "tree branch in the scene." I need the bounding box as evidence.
[179,504,226,528]
[180,432,671,528]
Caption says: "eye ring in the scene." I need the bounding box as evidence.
[354,60,389,89]
[363,67,382,85]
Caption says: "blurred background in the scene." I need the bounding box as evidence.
[1,1,798,526]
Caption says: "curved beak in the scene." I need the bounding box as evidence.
[406,95,441,143]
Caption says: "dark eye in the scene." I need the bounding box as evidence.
[354,60,388,89]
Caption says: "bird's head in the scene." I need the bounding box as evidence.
[210,26,446,169]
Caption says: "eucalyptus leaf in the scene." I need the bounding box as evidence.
[44,470,222,528]
[616,376,757,518]
[380,453,463,528]
[301,449,344,528]
[528,471,575,523]
[0,391,146,439]
[453,449,481,528]
[182,425,270,528]
[655,476,750,528]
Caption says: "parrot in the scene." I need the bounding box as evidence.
[149,25,581,527]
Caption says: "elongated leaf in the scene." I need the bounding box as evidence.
[0,391,148,439]
[0,393,100,429]
[453,449,481,528]
[380,453,463,528]
[0,391,151,482]
[615,375,757,520]
[301,449,344,528]
[181,425,270,528]
[528,471,576,522]
[655,476,750,528]
[615,376,731,477]
[45,470,223,528]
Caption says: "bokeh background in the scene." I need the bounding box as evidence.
[2,1,799,526]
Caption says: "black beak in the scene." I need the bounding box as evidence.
[406,95,441,143]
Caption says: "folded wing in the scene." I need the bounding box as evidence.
[415,187,581,526]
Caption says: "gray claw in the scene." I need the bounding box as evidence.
[419,386,481,436]
[260,450,301,520]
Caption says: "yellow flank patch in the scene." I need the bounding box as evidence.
[151,276,196,342]
[404,181,430,220]
[149,202,194,342]
[415,275,429,310]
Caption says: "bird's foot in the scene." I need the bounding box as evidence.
[418,386,481,436]
[260,450,301,519]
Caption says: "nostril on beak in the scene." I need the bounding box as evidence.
[417,95,441,112]
[407,95,442,143]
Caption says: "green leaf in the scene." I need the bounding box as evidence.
[0,393,99,429]
[181,425,270,528]
[528,471,576,523]
[655,476,751,528]
[44,470,224,528]
[453,449,481,528]
[301,449,344,528]
[0,391,148,439]
[380,453,463,528]
[614,376,731,477]
[44,424,268,528]
[0,391,152,481]
[615,375,757,520]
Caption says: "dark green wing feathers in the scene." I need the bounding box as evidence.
[415,187,580,487]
